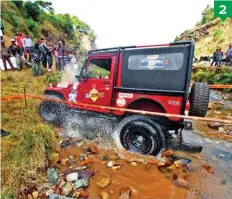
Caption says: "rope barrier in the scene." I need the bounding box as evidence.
[1,93,231,124]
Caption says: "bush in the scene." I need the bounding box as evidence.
[26,19,40,37]
[44,73,62,84]
[24,1,41,21]
[200,5,215,24]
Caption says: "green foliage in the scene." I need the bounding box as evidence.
[25,19,40,37]
[48,14,62,28]
[213,28,223,40]
[44,73,62,84]
[35,1,54,13]
[200,5,215,25]
[24,1,41,21]
[11,0,23,9]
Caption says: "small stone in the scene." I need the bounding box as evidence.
[112,165,121,170]
[130,186,139,196]
[60,139,70,148]
[27,194,33,199]
[75,191,81,198]
[32,191,39,199]
[69,155,74,160]
[158,162,166,167]
[48,167,59,184]
[80,190,89,198]
[174,160,182,168]
[76,141,84,148]
[54,185,61,194]
[102,155,109,161]
[107,161,114,168]
[80,153,87,161]
[100,192,109,199]
[46,189,54,196]
[162,149,173,157]
[97,176,111,188]
[130,162,137,167]
[61,182,73,196]
[74,166,88,171]
[219,153,225,158]
[109,190,114,195]
[61,158,70,166]
[74,179,89,189]
[147,157,158,164]
[218,127,225,133]
[119,187,131,199]
[78,169,95,179]
[66,172,78,182]
[89,145,100,154]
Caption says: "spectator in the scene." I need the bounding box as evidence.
[45,43,56,72]
[15,30,25,51]
[22,32,33,62]
[8,38,23,70]
[30,37,44,76]
[226,44,232,66]
[40,38,47,68]
[56,41,64,71]
[62,51,68,66]
[211,48,219,67]
[217,48,223,67]
[0,40,14,70]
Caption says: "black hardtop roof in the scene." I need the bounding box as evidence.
[88,40,194,55]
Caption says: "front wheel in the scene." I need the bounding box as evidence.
[39,94,67,125]
[113,116,165,156]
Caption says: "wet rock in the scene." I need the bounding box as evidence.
[49,194,74,199]
[218,127,225,133]
[173,174,191,189]
[80,153,87,161]
[208,122,223,129]
[61,182,73,196]
[74,166,88,171]
[80,190,89,198]
[48,167,59,184]
[97,175,111,188]
[78,169,95,179]
[73,179,89,189]
[202,164,214,174]
[32,191,39,199]
[119,187,131,199]
[107,161,114,168]
[88,145,100,154]
[130,162,137,167]
[100,192,109,199]
[162,149,173,157]
[66,172,78,182]
[60,139,71,148]
[129,186,139,196]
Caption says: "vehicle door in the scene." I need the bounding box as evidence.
[77,55,116,113]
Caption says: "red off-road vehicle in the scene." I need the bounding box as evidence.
[39,41,209,156]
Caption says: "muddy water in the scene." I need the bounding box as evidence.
[55,90,232,199]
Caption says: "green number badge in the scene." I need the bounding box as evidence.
[214,0,232,21]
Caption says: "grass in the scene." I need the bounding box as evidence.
[1,67,61,198]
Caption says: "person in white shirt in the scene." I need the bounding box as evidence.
[22,32,33,62]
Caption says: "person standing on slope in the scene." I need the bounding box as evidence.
[56,41,64,71]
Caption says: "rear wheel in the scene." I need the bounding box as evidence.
[39,94,67,125]
[189,82,209,117]
[114,115,165,156]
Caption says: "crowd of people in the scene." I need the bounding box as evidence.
[0,31,78,76]
[210,44,232,67]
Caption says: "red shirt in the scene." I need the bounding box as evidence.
[16,35,25,48]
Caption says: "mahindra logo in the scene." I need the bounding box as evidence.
[168,100,180,106]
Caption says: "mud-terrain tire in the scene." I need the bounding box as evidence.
[189,82,209,117]
[113,115,165,156]
[39,94,67,125]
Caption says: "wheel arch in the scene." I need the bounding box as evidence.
[44,90,65,100]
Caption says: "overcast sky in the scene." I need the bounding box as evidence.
[50,0,213,48]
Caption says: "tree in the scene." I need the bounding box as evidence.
[24,1,41,21]
[35,1,54,13]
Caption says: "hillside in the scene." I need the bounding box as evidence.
[1,0,96,53]
[175,5,232,58]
